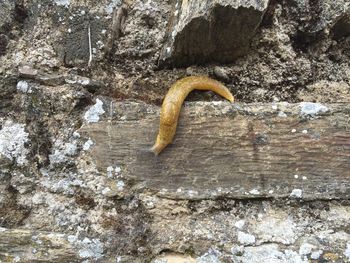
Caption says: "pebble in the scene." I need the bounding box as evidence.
[18,65,38,78]
[213,66,230,82]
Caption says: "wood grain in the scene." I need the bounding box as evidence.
[0,229,77,262]
[80,101,350,200]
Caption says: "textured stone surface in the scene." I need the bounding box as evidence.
[159,0,270,67]
[292,0,350,33]
[332,9,350,39]
[0,0,349,262]
[0,1,15,30]
[0,0,15,57]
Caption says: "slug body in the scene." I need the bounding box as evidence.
[151,76,234,155]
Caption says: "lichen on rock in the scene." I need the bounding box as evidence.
[0,0,349,262]
[0,121,29,166]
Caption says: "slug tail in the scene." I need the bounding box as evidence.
[187,76,234,103]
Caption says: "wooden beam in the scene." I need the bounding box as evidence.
[0,229,77,262]
[80,101,350,200]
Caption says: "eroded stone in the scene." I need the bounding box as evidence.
[159,0,269,67]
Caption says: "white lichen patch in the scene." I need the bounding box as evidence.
[10,172,35,194]
[105,0,121,14]
[73,131,80,138]
[152,253,195,263]
[115,166,121,174]
[83,138,94,151]
[317,231,350,244]
[17,80,32,93]
[32,192,46,205]
[310,250,322,260]
[29,192,83,227]
[68,237,104,260]
[326,205,350,222]
[254,213,296,245]
[197,248,221,263]
[106,165,121,178]
[231,246,245,255]
[187,190,199,197]
[54,0,70,7]
[141,195,158,209]
[299,102,329,116]
[0,121,29,165]
[278,111,287,118]
[344,243,350,261]
[32,235,43,245]
[249,189,260,195]
[153,259,167,263]
[290,189,302,198]
[49,139,78,165]
[101,187,112,196]
[84,99,105,123]
[212,101,224,106]
[40,176,76,195]
[106,166,114,178]
[235,220,245,229]
[299,242,317,255]
[237,231,256,245]
[235,244,307,263]
[116,180,125,190]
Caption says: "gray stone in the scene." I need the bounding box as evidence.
[0,0,15,56]
[37,74,66,86]
[62,15,105,67]
[0,1,14,31]
[212,66,229,82]
[0,34,8,56]
[18,65,38,78]
[293,0,350,33]
[158,0,269,67]
[332,10,350,39]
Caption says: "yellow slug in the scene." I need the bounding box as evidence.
[151,76,234,155]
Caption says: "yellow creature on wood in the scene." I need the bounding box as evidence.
[152,76,234,155]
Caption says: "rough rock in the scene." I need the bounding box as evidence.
[0,0,14,56]
[293,0,350,34]
[0,0,349,262]
[332,10,350,39]
[158,0,270,67]
[0,1,15,31]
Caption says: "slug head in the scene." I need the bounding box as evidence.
[227,93,234,103]
[151,135,169,155]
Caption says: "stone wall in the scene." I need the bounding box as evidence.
[0,0,349,262]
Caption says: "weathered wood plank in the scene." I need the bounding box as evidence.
[0,228,78,262]
[80,101,350,200]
